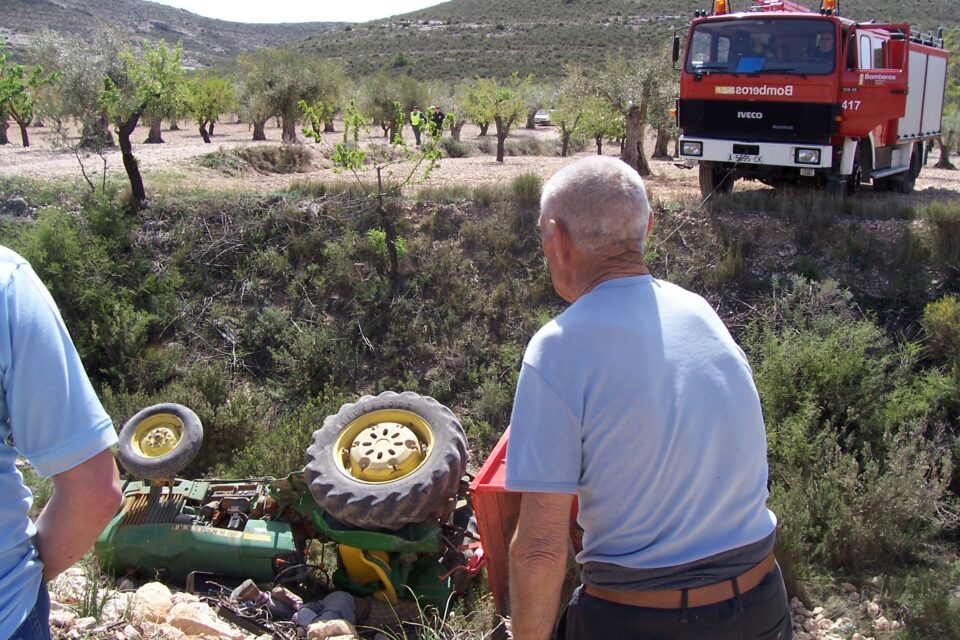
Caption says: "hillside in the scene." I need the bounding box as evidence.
[297,0,960,79]
[0,0,343,68]
[2,0,956,79]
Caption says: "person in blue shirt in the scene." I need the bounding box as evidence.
[506,157,790,640]
[1,245,123,640]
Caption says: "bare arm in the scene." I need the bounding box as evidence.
[509,491,575,640]
[33,448,123,581]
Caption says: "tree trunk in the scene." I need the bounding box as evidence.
[17,122,28,147]
[621,107,651,176]
[169,120,180,131]
[595,135,603,155]
[323,120,335,133]
[526,109,536,129]
[494,115,509,163]
[118,113,146,211]
[0,116,8,145]
[252,119,267,141]
[935,134,956,170]
[281,102,298,144]
[451,119,466,142]
[561,128,571,157]
[144,119,164,144]
[199,122,211,144]
[478,122,489,136]
[209,121,215,136]
[674,137,680,157]
[652,127,671,159]
[81,114,114,149]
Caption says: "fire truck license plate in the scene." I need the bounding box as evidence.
[728,153,763,164]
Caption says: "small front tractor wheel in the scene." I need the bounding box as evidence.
[305,391,468,531]
[117,403,203,481]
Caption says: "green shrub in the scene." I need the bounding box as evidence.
[510,173,542,209]
[197,144,313,174]
[439,137,470,158]
[922,295,960,366]
[475,137,494,155]
[415,184,472,203]
[505,136,553,156]
[472,184,508,205]
[893,559,960,640]
[921,200,960,265]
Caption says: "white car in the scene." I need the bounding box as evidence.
[533,110,553,126]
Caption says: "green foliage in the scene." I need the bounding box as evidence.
[920,200,960,265]
[439,136,470,158]
[894,559,960,640]
[100,40,185,127]
[197,145,313,175]
[922,295,960,367]
[745,277,958,586]
[183,70,236,136]
[367,228,407,261]
[510,173,542,208]
[0,38,58,142]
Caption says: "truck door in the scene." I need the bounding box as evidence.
[837,26,909,139]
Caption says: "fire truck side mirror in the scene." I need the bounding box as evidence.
[672,36,681,64]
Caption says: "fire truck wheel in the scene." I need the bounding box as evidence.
[698,164,733,197]
[305,391,468,531]
[117,403,203,481]
[892,144,922,194]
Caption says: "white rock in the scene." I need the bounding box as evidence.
[131,582,173,624]
[802,619,817,633]
[873,616,891,631]
[812,606,824,615]
[49,607,77,628]
[891,620,901,630]
[841,582,858,592]
[123,624,142,640]
[50,567,89,604]
[865,601,881,618]
[156,623,187,640]
[817,617,833,630]
[306,619,359,640]
[166,601,246,640]
[101,591,134,625]
[73,617,97,631]
[170,591,200,605]
[852,634,867,640]
[848,591,862,603]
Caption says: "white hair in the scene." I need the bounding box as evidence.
[540,156,651,255]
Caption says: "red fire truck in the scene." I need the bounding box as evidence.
[674,0,950,197]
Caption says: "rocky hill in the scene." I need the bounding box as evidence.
[1,0,955,77]
[0,0,343,68]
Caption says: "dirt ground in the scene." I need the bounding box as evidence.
[2,119,959,207]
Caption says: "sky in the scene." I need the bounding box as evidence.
[148,0,447,24]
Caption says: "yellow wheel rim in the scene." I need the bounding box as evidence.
[130,414,184,458]
[334,409,434,483]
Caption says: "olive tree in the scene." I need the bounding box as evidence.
[934,29,958,169]
[359,73,426,143]
[184,71,236,143]
[99,40,185,210]
[467,73,532,163]
[587,55,659,176]
[0,39,58,147]
[236,48,326,144]
[30,29,126,150]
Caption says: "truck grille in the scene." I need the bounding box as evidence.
[679,100,838,143]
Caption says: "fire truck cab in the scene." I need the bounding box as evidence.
[675,0,949,197]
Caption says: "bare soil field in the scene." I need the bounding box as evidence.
[2,120,959,208]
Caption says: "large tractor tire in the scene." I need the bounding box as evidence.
[117,403,203,481]
[891,143,922,194]
[699,163,734,198]
[305,391,468,531]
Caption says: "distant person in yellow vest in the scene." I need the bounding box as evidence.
[410,106,426,146]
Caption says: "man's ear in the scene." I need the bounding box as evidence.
[552,218,575,262]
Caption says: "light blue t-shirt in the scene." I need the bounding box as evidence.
[506,275,776,570]
[0,247,118,638]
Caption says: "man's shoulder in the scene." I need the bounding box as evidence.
[0,246,28,289]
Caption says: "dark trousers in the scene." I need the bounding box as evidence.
[10,582,51,640]
[556,565,792,640]
[412,126,422,146]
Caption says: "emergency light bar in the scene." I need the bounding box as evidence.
[713,0,730,15]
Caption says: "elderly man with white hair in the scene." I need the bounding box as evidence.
[506,156,790,640]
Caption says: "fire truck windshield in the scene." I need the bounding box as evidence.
[686,18,837,75]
